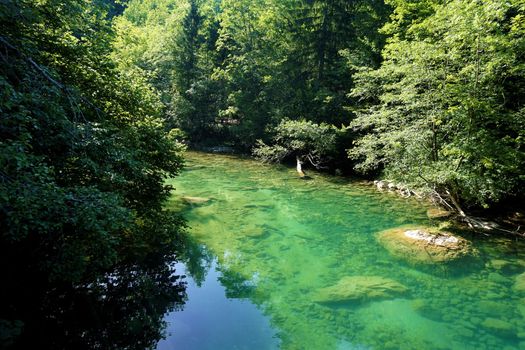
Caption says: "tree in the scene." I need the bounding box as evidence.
[253,119,340,176]
[168,0,227,144]
[0,0,187,347]
[349,0,525,211]
[272,0,389,124]
[112,0,389,154]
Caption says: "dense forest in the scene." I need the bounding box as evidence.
[113,0,524,212]
[0,1,188,348]
[0,0,524,348]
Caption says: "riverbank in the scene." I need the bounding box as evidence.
[191,147,525,238]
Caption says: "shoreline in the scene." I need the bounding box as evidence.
[188,147,525,238]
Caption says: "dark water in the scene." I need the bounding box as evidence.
[161,152,525,350]
[1,258,186,350]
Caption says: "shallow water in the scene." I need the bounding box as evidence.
[159,151,525,350]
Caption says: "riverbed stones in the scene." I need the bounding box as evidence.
[489,259,511,270]
[377,226,473,265]
[239,224,267,238]
[481,318,515,337]
[426,207,452,219]
[487,259,522,275]
[182,196,212,205]
[513,272,525,292]
[410,299,445,321]
[478,300,515,318]
[312,276,407,304]
[487,272,507,284]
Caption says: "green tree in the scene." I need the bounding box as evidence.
[168,0,227,143]
[273,0,389,124]
[350,0,525,210]
[0,0,187,347]
[112,0,389,154]
[253,119,341,174]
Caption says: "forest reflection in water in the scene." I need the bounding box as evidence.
[157,240,280,350]
[1,251,187,350]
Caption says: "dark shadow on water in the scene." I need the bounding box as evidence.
[178,233,258,300]
[1,255,188,350]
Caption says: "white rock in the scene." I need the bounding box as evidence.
[404,229,459,246]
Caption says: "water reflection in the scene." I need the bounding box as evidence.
[157,259,279,350]
[179,239,214,288]
[1,256,187,350]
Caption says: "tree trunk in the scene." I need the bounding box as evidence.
[296,156,306,177]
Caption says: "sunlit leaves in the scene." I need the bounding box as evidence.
[1,1,186,345]
[350,0,525,207]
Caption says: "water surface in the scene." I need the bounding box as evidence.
[160,152,525,350]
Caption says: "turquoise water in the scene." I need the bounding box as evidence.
[159,152,525,350]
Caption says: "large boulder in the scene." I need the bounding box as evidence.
[313,276,407,304]
[377,226,472,265]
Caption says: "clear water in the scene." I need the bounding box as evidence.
[159,151,525,350]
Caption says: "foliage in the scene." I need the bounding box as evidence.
[113,0,227,143]
[350,0,525,207]
[253,119,340,169]
[113,0,525,209]
[114,0,388,151]
[0,0,187,347]
[0,1,523,347]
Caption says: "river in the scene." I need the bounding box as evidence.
[158,151,525,350]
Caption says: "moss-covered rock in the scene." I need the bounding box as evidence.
[410,299,446,321]
[427,207,452,219]
[478,300,515,318]
[239,224,267,238]
[487,259,522,275]
[377,226,473,265]
[313,276,407,304]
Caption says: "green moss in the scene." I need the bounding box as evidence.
[377,226,474,265]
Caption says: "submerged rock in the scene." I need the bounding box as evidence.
[377,226,473,265]
[489,259,513,271]
[426,207,452,219]
[410,299,446,321]
[182,196,212,205]
[478,300,514,318]
[487,272,507,284]
[240,225,267,238]
[514,272,525,292]
[481,318,515,337]
[313,276,407,304]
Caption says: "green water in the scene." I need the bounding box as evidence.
[162,151,525,350]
